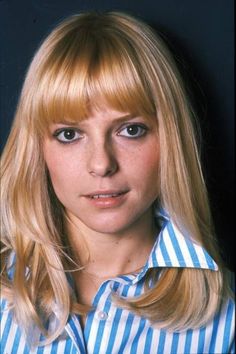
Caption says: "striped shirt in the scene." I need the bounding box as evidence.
[1,211,235,354]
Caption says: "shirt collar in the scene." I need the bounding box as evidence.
[7,209,218,288]
[132,208,218,284]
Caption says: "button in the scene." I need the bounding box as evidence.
[97,310,108,320]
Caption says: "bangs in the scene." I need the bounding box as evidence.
[32,25,156,134]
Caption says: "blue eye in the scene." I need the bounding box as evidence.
[118,124,147,138]
[53,128,82,143]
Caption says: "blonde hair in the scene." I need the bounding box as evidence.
[0,11,230,342]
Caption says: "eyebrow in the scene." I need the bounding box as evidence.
[54,114,139,126]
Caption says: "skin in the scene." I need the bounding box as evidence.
[43,106,160,305]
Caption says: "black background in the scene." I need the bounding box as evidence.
[0,0,234,270]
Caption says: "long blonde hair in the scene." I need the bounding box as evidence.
[0,11,230,342]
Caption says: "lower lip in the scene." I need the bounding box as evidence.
[85,192,128,208]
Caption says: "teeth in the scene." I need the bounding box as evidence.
[92,193,120,199]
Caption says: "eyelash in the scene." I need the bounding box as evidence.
[118,124,148,138]
[53,123,148,144]
[53,128,83,144]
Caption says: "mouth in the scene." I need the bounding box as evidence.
[87,191,127,199]
[84,190,129,208]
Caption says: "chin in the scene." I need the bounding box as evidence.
[87,220,130,235]
[81,212,138,235]
[67,206,151,235]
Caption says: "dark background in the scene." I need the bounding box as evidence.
[0,0,234,270]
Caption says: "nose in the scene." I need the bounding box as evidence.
[87,140,118,177]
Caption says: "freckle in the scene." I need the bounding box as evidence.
[127,259,131,263]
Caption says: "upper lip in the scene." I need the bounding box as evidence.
[84,190,129,197]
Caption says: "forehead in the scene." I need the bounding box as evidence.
[48,106,155,130]
[32,18,157,135]
[36,85,155,136]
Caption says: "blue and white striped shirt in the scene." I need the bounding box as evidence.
[1,212,235,353]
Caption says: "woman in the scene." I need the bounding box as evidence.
[0,11,234,354]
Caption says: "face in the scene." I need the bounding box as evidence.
[43,106,160,235]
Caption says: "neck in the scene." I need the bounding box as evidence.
[66,210,157,278]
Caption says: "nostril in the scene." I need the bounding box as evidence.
[88,153,118,177]
[87,142,118,177]
[89,164,118,177]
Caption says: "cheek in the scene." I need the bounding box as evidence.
[141,156,159,193]
[127,144,160,193]
[43,146,78,192]
[137,142,159,175]
[47,163,77,190]
[45,160,80,209]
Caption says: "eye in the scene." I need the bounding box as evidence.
[53,128,82,143]
[118,124,148,138]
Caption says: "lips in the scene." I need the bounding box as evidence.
[88,192,126,199]
[85,190,128,199]
[83,190,129,208]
